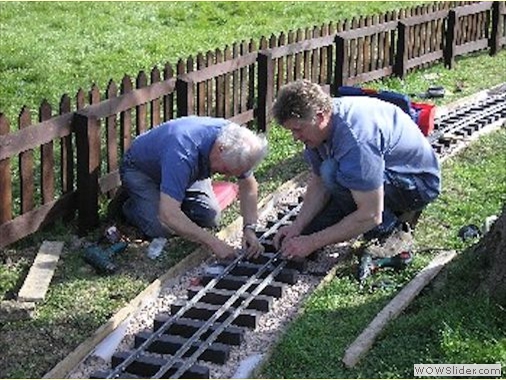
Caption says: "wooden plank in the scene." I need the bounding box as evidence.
[406,50,444,70]
[77,77,176,120]
[401,8,448,26]
[455,1,493,17]
[337,20,397,40]
[17,241,64,302]
[184,51,257,83]
[0,113,73,161]
[342,250,458,369]
[269,32,335,60]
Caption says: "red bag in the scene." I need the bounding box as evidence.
[337,86,435,136]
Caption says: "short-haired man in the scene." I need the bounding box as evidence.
[272,80,441,260]
[119,116,268,259]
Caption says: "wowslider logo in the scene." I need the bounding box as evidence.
[414,364,502,377]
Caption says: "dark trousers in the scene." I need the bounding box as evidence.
[302,159,434,239]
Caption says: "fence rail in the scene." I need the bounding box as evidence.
[1,1,505,248]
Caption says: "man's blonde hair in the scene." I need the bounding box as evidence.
[272,79,333,125]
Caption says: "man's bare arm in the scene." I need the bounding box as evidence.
[158,193,235,257]
[306,186,384,249]
[290,173,330,233]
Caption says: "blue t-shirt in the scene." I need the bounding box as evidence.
[126,116,229,202]
[304,97,440,198]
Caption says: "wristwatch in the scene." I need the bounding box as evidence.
[243,223,258,233]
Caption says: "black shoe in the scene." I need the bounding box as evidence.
[107,187,129,221]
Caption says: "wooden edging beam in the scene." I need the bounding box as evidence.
[342,250,458,369]
[43,170,310,379]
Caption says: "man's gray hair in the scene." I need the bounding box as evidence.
[272,79,333,125]
[217,122,268,172]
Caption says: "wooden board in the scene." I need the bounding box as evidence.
[17,241,64,302]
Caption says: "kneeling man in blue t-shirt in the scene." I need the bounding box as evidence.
[119,116,268,259]
[272,80,441,260]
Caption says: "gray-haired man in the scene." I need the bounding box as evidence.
[119,116,268,259]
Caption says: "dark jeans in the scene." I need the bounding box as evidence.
[302,159,435,239]
[119,153,221,238]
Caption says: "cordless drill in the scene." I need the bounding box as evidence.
[357,250,413,283]
[83,241,128,274]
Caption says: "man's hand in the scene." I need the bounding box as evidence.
[273,224,300,251]
[208,238,237,259]
[242,229,264,258]
[279,235,316,260]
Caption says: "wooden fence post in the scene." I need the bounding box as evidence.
[257,51,274,133]
[0,114,12,224]
[445,9,457,68]
[176,74,194,117]
[75,113,101,234]
[490,1,504,56]
[334,34,347,90]
[395,22,408,78]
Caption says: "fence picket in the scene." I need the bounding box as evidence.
[150,67,162,127]
[163,63,175,121]
[59,94,73,197]
[136,71,148,135]
[0,114,12,224]
[40,100,55,204]
[19,107,34,214]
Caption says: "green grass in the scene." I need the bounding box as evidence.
[0,1,429,122]
[259,129,506,379]
[1,1,506,378]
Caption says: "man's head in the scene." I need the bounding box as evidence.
[272,80,333,148]
[210,123,268,177]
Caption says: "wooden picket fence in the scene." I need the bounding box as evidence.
[0,1,505,248]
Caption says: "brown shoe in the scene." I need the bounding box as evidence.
[364,223,414,258]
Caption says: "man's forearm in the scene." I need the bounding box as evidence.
[292,174,329,232]
[308,210,376,249]
[162,211,219,247]
[238,177,259,225]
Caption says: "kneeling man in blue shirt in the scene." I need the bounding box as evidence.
[120,116,268,259]
[272,80,441,260]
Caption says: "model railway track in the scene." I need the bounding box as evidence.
[92,203,307,379]
[430,92,506,155]
[90,93,505,379]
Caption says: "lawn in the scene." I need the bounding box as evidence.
[1,1,505,378]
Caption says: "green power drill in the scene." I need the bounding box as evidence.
[83,241,128,274]
[357,250,413,283]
